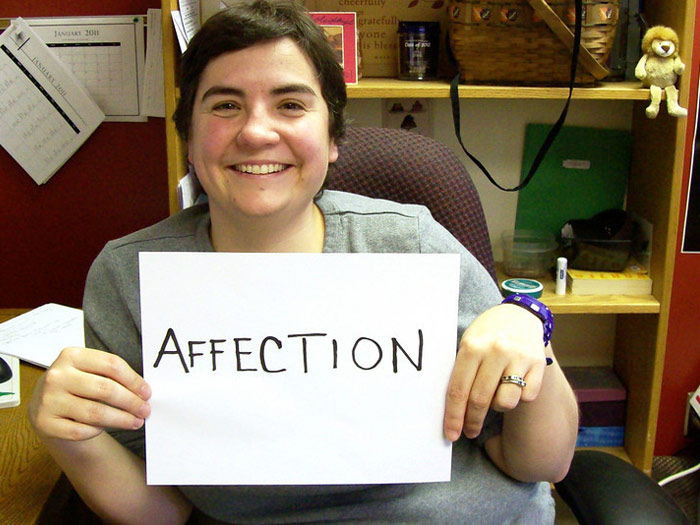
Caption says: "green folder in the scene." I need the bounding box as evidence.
[515,124,631,237]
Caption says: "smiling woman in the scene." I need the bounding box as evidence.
[25,2,578,523]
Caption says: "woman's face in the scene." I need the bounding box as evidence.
[188,37,338,224]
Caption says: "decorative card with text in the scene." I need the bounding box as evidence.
[310,12,358,84]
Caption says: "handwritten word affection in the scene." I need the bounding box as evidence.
[152,328,425,374]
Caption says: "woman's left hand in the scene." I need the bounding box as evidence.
[443,303,548,441]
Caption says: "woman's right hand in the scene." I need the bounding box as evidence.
[29,347,151,442]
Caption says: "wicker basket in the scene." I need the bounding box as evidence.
[447,1,619,85]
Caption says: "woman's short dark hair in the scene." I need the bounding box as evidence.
[173,0,347,143]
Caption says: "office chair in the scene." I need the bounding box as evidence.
[326,126,496,282]
[329,126,690,524]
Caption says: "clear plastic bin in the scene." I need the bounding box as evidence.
[502,230,557,278]
[561,238,633,271]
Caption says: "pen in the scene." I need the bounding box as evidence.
[0,392,15,397]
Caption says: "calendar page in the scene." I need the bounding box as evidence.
[28,16,146,122]
[0,18,104,184]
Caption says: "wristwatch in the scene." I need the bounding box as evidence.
[501,293,554,347]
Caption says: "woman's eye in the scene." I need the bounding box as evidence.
[210,102,239,116]
[279,101,306,113]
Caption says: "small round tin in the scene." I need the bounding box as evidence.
[500,278,544,298]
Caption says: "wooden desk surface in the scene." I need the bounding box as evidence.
[0,362,61,524]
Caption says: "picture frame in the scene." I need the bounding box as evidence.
[310,12,358,84]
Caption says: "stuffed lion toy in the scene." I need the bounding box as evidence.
[635,25,688,118]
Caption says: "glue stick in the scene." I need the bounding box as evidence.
[556,257,567,295]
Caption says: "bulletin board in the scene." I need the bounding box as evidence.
[0,0,169,309]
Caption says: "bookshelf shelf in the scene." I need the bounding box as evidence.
[496,265,661,314]
[347,78,649,100]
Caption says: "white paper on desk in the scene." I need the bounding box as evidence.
[27,16,146,122]
[140,252,458,485]
[0,304,85,368]
[0,18,104,184]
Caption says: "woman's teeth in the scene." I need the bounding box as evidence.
[234,163,286,174]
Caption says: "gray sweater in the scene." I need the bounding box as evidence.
[83,191,554,524]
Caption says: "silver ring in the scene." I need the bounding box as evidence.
[500,375,526,388]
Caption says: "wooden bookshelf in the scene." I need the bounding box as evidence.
[160,0,694,475]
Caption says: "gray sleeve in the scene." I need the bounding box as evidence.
[415,207,502,336]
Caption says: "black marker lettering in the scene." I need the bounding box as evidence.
[332,338,338,369]
[234,337,256,371]
[392,329,423,373]
[352,337,382,370]
[288,333,327,373]
[152,329,425,375]
[188,340,205,368]
[209,339,226,371]
[260,336,285,373]
[153,328,189,373]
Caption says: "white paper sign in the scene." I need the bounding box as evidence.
[139,252,459,485]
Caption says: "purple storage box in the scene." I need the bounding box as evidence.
[563,367,627,427]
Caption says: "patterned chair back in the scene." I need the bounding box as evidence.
[326,126,496,280]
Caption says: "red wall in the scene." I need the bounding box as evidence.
[655,5,700,455]
[1,0,169,309]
